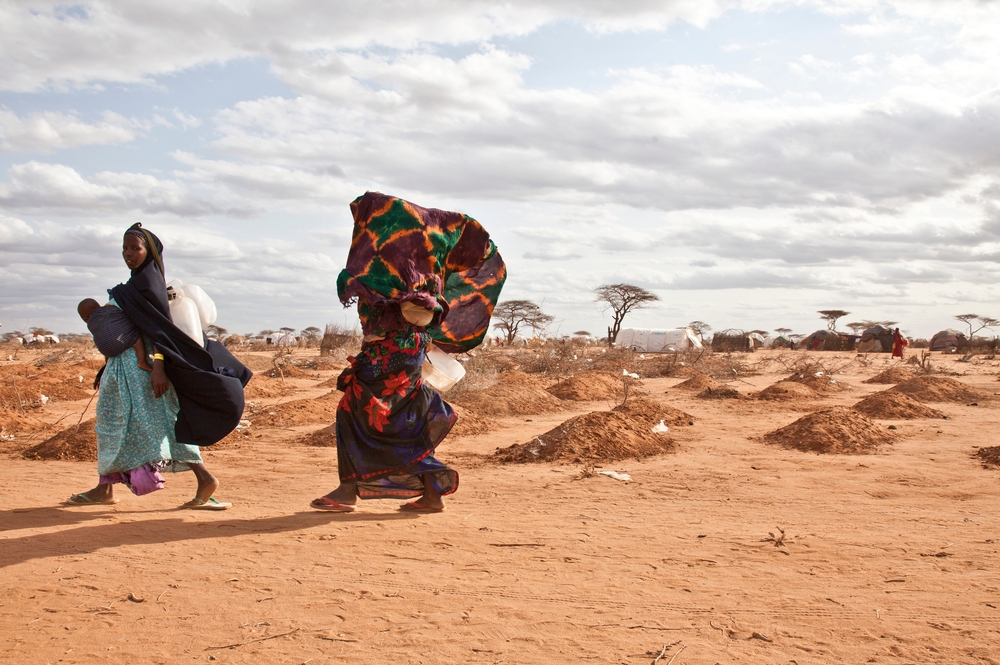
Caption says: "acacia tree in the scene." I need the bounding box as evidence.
[844,322,867,335]
[594,284,660,344]
[955,314,1000,339]
[492,300,554,343]
[817,309,850,332]
[688,320,712,341]
[205,325,228,339]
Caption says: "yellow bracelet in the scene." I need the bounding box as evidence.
[152,353,165,361]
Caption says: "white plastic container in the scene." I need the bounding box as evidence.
[169,294,203,344]
[422,346,466,393]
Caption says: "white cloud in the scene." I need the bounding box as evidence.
[0,108,136,153]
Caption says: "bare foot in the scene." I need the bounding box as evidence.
[67,483,117,504]
[137,360,153,372]
[313,482,358,507]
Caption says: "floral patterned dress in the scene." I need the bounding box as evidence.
[335,327,457,499]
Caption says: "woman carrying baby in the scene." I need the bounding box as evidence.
[66,224,251,508]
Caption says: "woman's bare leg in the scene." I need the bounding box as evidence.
[188,463,219,502]
[417,475,444,510]
[76,482,115,502]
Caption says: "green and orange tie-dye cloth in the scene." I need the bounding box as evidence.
[337,191,507,353]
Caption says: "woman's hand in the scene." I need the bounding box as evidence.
[151,356,169,398]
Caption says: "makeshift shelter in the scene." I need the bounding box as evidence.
[764,335,791,348]
[748,332,766,349]
[267,333,298,347]
[615,327,703,353]
[929,329,966,352]
[857,325,895,353]
[711,329,751,353]
[801,329,846,351]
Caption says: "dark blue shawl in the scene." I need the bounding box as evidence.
[108,224,252,446]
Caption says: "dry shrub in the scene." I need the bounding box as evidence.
[320,322,361,356]
[23,419,97,461]
[493,409,675,464]
[863,366,916,385]
[755,381,819,401]
[889,376,983,403]
[852,390,946,420]
[974,446,1000,469]
[762,407,895,454]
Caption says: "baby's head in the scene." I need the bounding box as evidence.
[77,298,101,323]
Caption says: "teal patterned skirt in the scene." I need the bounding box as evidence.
[95,343,203,476]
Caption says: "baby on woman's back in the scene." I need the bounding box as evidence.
[77,298,152,372]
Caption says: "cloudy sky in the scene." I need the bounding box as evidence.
[2,1,999,340]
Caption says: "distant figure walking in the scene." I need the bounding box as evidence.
[892,328,907,359]
[311,192,505,513]
[66,223,251,508]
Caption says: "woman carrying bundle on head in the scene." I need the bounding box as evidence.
[311,192,506,513]
[66,223,251,509]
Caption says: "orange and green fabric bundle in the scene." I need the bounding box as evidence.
[337,191,507,353]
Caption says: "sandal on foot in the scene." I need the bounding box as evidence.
[399,499,444,513]
[310,497,357,513]
[183,497,231,510]
[65,493,118,506]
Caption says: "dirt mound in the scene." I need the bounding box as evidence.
[696,385,744,400]
[243,377,299,400]
[264,364,316,379]
[0,411,53,438]
[783,369,848,393]
[615,397,694,427]
[863,366,916,384]
[674,373,720,391]
[890,376,983,403]
[298,422,338,447]
[235,354,280,372]
[0,365,95,404]
[755,381,819,401]
[546,371,623,401]
[250,391,342,428]
[450,372,563,417]
[493,409,675,464]
[762,407,895,454]
[22,419,97,461]
[852,390,946,420]
[450,405,500,437]
[974,446,1000,469]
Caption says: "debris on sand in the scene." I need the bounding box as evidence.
[755,381,819,401]
[782,368,848,393]
[493,407,676,464]
[762,407,895,454]
[852,390,946,420]
[450,371,564,417]
[863,366,916,385]
[673,373,721,392]
[974,446,1000,469]
[546,371,625,401]
[696,385,744,400]
[22,419,97,462]
[889,376,983,403]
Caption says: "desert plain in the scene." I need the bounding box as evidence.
[1,343,999,664]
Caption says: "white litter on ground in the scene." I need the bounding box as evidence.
[652,420,670,434]
[598,470,632,482]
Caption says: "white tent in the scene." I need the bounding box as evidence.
[615,327,704,353]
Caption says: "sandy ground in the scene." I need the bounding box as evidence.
[2,348,1000,664]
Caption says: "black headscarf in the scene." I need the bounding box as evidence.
[108,223,253,446]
